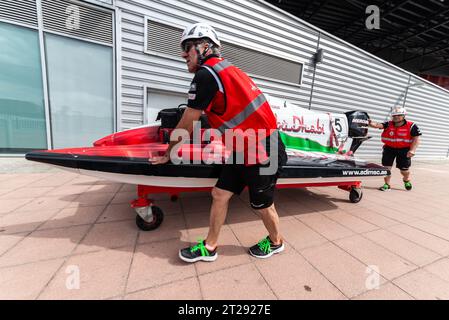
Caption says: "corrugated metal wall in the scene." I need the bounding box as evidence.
[404,79,449,158]
[115,0,449,160]
[42,0,114,45]
[311,33,411,159]
[116,0,317,128]
[0,0,38,27]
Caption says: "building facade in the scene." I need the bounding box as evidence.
[1,0,449,159]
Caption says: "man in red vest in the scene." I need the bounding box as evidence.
[368,106,421,191]
[151,23,287,262]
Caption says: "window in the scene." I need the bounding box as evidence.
[146,90,187,124]
[45,33,113,148]
[0,22,47,153]
[144,18,303,85]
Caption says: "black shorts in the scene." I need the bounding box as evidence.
[382,146,411,170]
[215,133,287,210]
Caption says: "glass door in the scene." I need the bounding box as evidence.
[0,22,47,153]
[45,33,114,148]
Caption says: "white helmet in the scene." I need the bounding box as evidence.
[180,22,221,47]
[391,106,407,116]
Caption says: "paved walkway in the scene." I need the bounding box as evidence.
[1,159,449,300]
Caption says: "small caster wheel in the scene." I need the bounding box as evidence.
[170,195,179,202]
[349,187,363,203]
[135,206,164,231]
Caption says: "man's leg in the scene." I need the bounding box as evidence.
[398,148,412,181]
[248,133,286,258]
[246,167,285,258]
[256,204,282,245]
[397,148,412,190]
[400,169,410,181]
[205,187,233,250]
[384,167,392,185]
[401,169,412,190]
[381,146,395,190]
[179,164,244,263]
[249,196,285,258]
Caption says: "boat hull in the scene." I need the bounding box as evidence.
[26,150,389,187]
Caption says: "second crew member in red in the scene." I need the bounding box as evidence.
[369,106,421,191]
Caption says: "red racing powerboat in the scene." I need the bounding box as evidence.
[26,96,389,231]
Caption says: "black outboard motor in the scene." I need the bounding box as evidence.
[345,110,371,153]
[156,107,185,129]
[156,104,210,143]
[156,104,210,129]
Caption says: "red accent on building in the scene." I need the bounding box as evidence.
[420,74,449,90]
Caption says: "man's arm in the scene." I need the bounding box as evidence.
[150,68,217,164]
[368,119,385,129]
[407,136,420,158]
[150,107,203,164]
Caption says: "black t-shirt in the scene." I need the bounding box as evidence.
[187,55,220,110]
[382,120,422,137]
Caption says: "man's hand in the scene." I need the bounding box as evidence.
[368,119,383,129]
[407,150,415,158]
[149,153,170,165]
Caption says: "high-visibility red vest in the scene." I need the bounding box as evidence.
[381,120,415,148]
[201,57,278,164]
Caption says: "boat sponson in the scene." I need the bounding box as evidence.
[25,151,389,179]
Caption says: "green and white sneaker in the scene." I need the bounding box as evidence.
[404,180,412,191]
[379,183,391,191]
[249,236,284,259]
[179,239,217,263]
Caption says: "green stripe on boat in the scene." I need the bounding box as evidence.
[279,131,340,154]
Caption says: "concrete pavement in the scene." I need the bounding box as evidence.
[1,158,449,300]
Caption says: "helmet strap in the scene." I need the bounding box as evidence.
[195,43,211,66]
[202,42,210,55]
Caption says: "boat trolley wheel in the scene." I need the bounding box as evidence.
[135,206,164,231]
[349,187,363,203]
